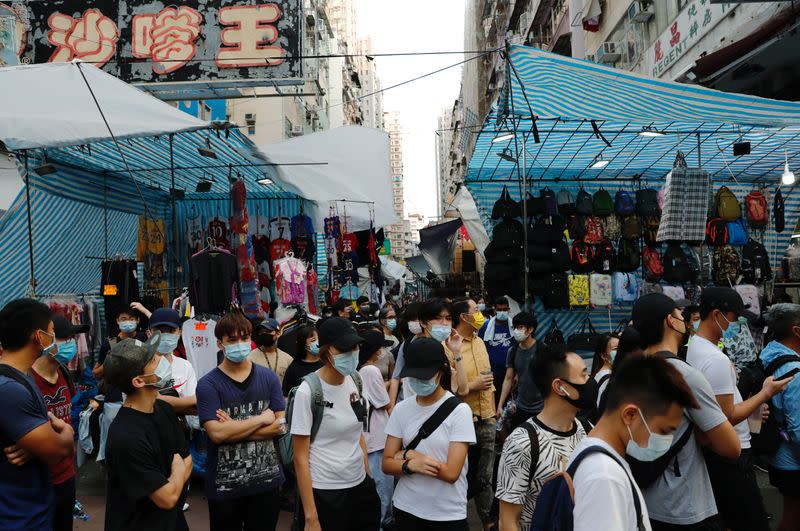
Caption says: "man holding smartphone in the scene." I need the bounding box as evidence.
[687,288,792,531]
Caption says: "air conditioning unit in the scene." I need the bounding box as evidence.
[290,124,303,136]
[595,42,621,64]
[629,1,654,23]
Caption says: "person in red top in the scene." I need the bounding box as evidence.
[31,314,86,531]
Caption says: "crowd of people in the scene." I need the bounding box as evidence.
[1,289,800,531]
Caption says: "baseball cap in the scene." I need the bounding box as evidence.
[398,337,449,380]
[256,318,280,332]
[632,293,691,330]
[700,287,757,320]
[52,315,89,339]
[318,317,363,351]
[149,308,181,329]
[359,329,394,360]
[104,333,161,390]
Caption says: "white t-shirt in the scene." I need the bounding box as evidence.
[687,336,751,449]
[169,355,199,430]
[570,437,652,531]
[384,392,476,521]
[290,373,366,489]
[181,319,218,379]
[360,364,390,453]
[594,368,612,408]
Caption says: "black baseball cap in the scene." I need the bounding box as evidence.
[52,315,90,339]
[104,333,161,390]
[632,293,691,330]
[318,317,363,351]
[359,329,394,361]
[398,337,449,379]
[700,287,756,319]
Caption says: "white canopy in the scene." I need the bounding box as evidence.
[0,61,208,151]
[258,126,397,231]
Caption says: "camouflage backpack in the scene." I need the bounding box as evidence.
[602,215,621,241]
[713,245,741,286]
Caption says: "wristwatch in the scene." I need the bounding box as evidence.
[402,459,414,475]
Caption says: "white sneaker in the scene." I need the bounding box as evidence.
[183,503,190,512]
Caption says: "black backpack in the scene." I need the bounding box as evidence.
[617,237,641,272]
[544,273,570,309]
[541,188,558,216]
[592,239,616,273]
[636,189,660,217]
[566,215,586,241]
[576,189,594,216]
[749,354,800,456]
[775,188,785,233]
[570,240,594,273]
[662,242,691,284]
[741,238,773,284]
[493,218,524,249]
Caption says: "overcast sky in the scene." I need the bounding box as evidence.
[355,0,465,220]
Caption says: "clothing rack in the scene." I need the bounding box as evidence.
[36,291,100,299]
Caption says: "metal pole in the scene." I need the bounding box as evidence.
[521,133,529,309]
[103,173,109,258]
[169,134,178,289]
[23,153,36,296]
[696,132,702,167]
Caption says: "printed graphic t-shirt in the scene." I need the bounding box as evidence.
[31,368,75,485]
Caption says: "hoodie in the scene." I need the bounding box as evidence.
[759,341,800,470]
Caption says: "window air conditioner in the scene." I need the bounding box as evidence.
[595,42,621,64]
[290,124,304,136]
[629,1,654,24]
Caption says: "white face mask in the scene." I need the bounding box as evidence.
[512,328,529,342]
[408,320,423,335]
[625,408,674,462]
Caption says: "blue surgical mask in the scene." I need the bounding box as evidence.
[693,320,700,331]
[408,321,423,335]
[430,324,451,342]
[119,320,137,333]
[496,311,509,322]
[332,350,358,375]
[717,314,741,339]
[157,333,179,354]
[609,350,617,364]
[143,356,173,389]
[408,376,439,397]
[224,341,251,363]
[40,330,57,357]
[477,303,486,312]
[626,408,673,462]
[386,319,397,331]
[53,340,77,365]
[307,341,320,355]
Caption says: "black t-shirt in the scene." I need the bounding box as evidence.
[282,359,324,395]
[105,401,190,531]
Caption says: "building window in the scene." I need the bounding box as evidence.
[245,113,257,135]
[199,102,212,121]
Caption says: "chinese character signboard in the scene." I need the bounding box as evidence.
[14,0,301,83]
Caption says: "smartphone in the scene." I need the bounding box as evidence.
[776,367,800,381]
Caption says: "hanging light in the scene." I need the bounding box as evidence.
[197,137,217,159]
[639,126,665,137]
[257,177,274,186]
[497,148,517,163]
[195,180,213,193]
[33,164,57,176]
[491,133,515,143]
[590,154,609,169]
[782,151,795,186]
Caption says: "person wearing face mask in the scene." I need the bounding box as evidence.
[479,297,513,402]
[290,317,381,531]
[389,302,424,408]
[687,289,785,531]
[282,324,323,396]
[383,337,476,530]
[103,333,192,531]
[0,300,75,531]
[30,315,87,531]
[95,307,146,401]
[498,312,543,433]
[247,318,293,386]
[497,344,591,531]
[379,306,401,349]
[569,356,699,531]
[590,334,619,407]
[632,293,741,531]
[196,312,286,531]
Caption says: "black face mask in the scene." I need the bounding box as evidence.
[255,333,275,348]
[559,378,598,411]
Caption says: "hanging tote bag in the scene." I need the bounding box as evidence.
[568,316,601,352]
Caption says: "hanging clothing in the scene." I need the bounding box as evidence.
[181,318,218,380]
[274,255,308,306]
[101,260,140,332]
[269,238,292,265]
[146,219,166,255]
[189,250,239,315]
[207,218,230,250]
[269,217,291,241]
[187,213,205,256]
[291,213,314,240]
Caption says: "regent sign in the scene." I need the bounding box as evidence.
[2,0,301,82]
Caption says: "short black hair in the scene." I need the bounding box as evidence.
[402,302,422,322]
[0,299,53,351]
[294,324,317,360]
[635,316,667,347]
[495,296,509,307]
[764,304,800,341]
[531,343,570,398]
[333,299,351,313]
[357,296,369,305]
[682,305,700,322]
[450,299,472,321]
[605,356,699,416]
[214,311,252,341]
[419,298,451,324]
[116,307,139,320]
[512,311,537,330]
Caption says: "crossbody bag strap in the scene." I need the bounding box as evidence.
[405,396,462,450]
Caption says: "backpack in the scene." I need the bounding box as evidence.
[683,283,702,305]
[602,215,621,241]
[741,238,772,284]
[642,215,660,245]
[751,354,800,456]
[636,189,660,217]
[617,238,641,272]
[697,245,714,285]
[614,190,635,215]
[705,218,728,246]
[531,445,645,531]
[280,371,363,468]
[544,273,570,309]
[715,186,741,221]
[612,272,638,302]
[570,241,594,273]
[493,218,524,249]
[662,242,691,284]
[745,191,768,229]
[568,274,590,307]
[640,281,663,296]
[566,215,586,241]
[593,189,614,216]
[541,188,558,216]
[558,189,575,215]
[621,216,641,240]
[727,219,748,246]
[492,185,520,220]
[584,216,604,244]
[713,245,741,286]
[642,245,664,282]
[590,273,613,306]
[592,239,616,273]
[734,284,761,316]
[544,319,565,345]
[775,188,785,233]
[576,189,594,216]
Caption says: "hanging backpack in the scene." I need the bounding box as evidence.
[590,273,613,306]
[570,240,594,273]
[683,284,702,305]
[493,218,524,249]
[642,216,660,245]
[566,214,586,241]
[602,215,621,240]
[617,238,641,272]
[592,239,616,273]
[662,242,691,284]
[492,185,520,219]
[593,189,614,216]
[727,218,748,246]
[662,284,686,303]
[685,246,702,283]
[612,272,638,302]
[525,193,547,217]
[614,190,635,215]
[584,216,604,244]
[713,245,741,286]
[745,191,768,229]
[775,188,785,233]
[558,189,575,215]
[705,218,728,246]
[697,245,715,285]
[640,281,664,297]
[642,245,664,282]
[568,274,590,307]
[621,216,641,240]
[541,188,558,216]
[544,273,570,309]
[636,189,660,217]
[576,189,594,216]
[735,284,761,316]
[715,186,741,221]
[544,319,565,345]
[741,238,772,284]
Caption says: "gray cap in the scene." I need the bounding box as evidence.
[104,333,161,390]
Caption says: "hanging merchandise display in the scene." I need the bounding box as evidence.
[181,317,218,380]
[774,188,785,233]
[101,258,139,331]
[230,179,263,319]
[274,252,308,306]
[657,163,711,242]
[186,205,205,256]
[745,191,768,230]
[188,241,239,316]
[138,215,169,307]
[207,216,230,251]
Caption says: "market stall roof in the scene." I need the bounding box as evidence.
[467,45,800,190]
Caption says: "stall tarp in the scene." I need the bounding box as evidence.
[257,126,397,232]
[418,219,463,275]
[449,185,489,256]
[0,61,209,151]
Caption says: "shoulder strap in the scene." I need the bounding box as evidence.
[303,372,326,441]
[576,416,593,434]
[765,354,800,376]
[349,371,363,395]
[57,363,76,397]
[0,364,39,402]
[597,373,612,389]
[406,396,462,450]
[521,421,540,485]
[567,446,644,531]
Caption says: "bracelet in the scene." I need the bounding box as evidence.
[402,449,410,460]
[402,459,414,475]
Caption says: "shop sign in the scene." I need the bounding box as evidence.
[643,0,732,78]
[9,0,301,83]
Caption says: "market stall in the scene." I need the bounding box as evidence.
[464,45,800,346]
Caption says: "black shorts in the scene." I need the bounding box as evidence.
[769,466,800,497]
